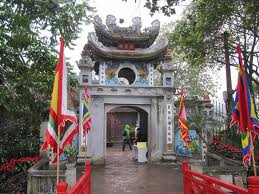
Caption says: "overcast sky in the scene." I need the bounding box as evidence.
[64,0,236,101]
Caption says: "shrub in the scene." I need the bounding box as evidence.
[0,156,40,193]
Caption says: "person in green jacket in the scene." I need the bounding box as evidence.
[122,125,132,151]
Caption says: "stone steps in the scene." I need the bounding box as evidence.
[162,152,177,162]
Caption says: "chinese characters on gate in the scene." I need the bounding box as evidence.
[167,104,173,151]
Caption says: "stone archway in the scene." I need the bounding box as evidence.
[83,96,165,165]
[105,104,150,160]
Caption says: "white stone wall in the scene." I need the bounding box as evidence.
[77,87,172,164]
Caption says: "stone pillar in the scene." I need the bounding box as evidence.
[150,98,161,161]
[77,50,94,162]
[201,127,207,162]
[78,52,94,86]
[162,53,177,151]
[161,54,176,87]
[40,122,49,159]
[65,163,76,188]
[87,97,105,164]
[161,53,177,161]
[202,121,216,162]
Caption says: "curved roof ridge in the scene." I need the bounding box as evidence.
[87,32,168,61]
[92,15,160,48]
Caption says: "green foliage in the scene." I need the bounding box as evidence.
[188,111,207,134]
[0,121,40,164]
[187,108,222,134]
[168,0,259,99]
[0,172,27,193]
[0,0,94,162]
[123,0,181,16]
[168,0,231,67]
[190,141,200,154]
[154,57,217,97]
[208,142,243,162]
[172,54,217,98]
[0,156,39,193]
[134,0,258,93]
[161,23,217,97]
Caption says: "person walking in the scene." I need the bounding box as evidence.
[136,127,143,142]
[122,125,132,151]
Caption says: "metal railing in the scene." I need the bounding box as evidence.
[182,160,259,194]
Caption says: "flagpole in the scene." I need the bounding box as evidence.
[185,144,188,160]
[84,133,87,165]
[56,125,61,184]
[250,132,257,176]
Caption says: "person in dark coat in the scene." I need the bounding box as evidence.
[136,127,143,142]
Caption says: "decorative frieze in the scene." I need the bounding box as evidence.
[88,86,171,97]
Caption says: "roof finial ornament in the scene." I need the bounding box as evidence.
[106,15,117,32]
[132,17,142,34]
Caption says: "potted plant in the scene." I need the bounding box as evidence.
[65,146,77,163]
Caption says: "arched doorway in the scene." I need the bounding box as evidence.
[105,105,149,161]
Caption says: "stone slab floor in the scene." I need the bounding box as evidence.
[86,145,183,194]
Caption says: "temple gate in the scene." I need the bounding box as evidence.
[78,15,176,164]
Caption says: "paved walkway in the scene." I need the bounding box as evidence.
[91,145,183,194]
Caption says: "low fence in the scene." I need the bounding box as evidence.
[182,160,259,194]
[56,162,91,194]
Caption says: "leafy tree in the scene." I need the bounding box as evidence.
[173,54,217,98]
[168,0,258,97]
[141,0,258,104]
[0,0,94,162]
[154,51,217,98]
[188,110,209,134]
[123,0,184,16]
[168,1,259,144]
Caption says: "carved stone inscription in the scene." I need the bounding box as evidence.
[99,63,105,85]
[167,103,173,150]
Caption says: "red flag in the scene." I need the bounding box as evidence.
[178,89,191,145]
[230,44,255,132]
[230,44,259,168]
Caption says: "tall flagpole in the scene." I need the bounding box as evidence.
[250,132,257,176]
[56,125,61,184]
[56,37,62,184]
[84,134,87,165]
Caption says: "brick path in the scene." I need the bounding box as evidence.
[90,145,184,194]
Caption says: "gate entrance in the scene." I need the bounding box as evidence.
[105,105,148,161]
